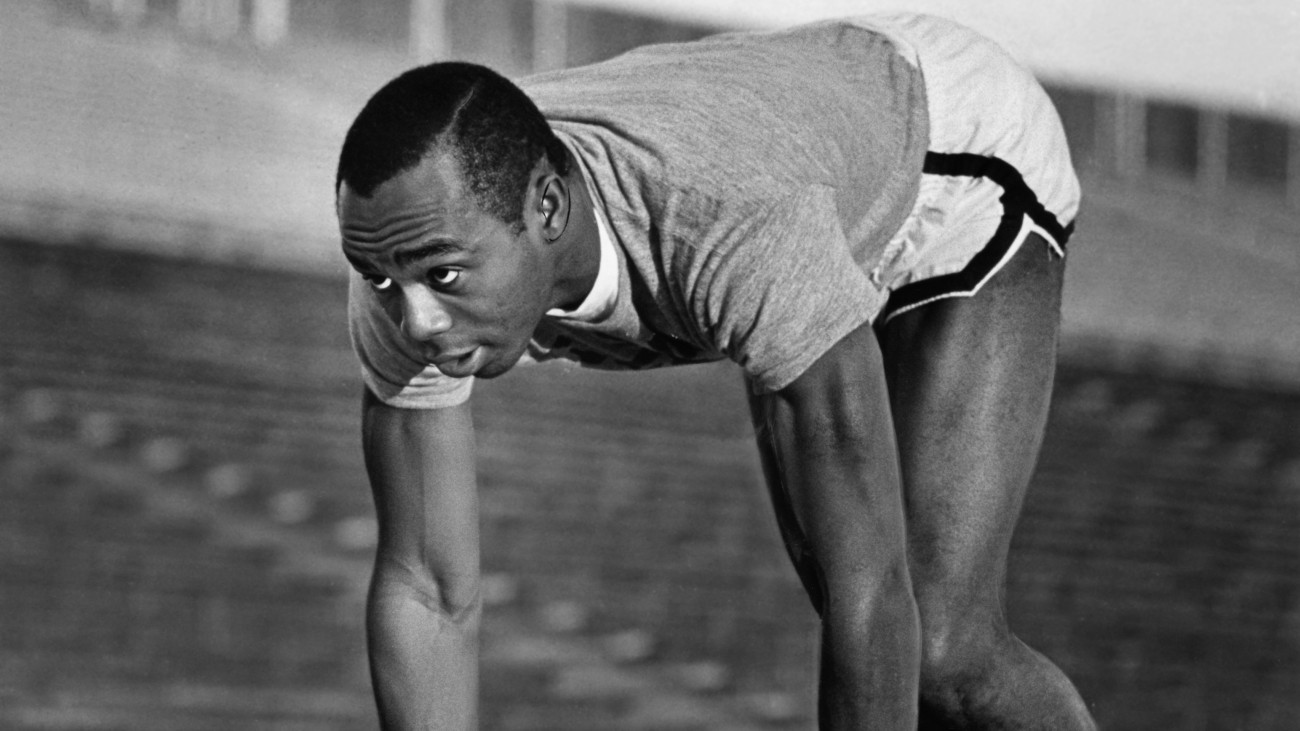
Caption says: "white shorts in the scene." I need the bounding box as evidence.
[851,14,1082,323]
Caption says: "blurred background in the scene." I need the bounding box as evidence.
[0,0,1297,729]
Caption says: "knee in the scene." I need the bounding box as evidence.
[918,634,994,726]
[916,619,1097,730]
[912,575,1007,677]
[916,611,1009,708]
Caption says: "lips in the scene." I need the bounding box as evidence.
[432,347,481,378]
[431,350,472,367]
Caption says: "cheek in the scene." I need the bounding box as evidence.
[378,295,402,326]
[499,287,544,335]
[502,257,551,322]
[476,244,551,337]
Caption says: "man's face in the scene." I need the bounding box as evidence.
[338,152,556,379]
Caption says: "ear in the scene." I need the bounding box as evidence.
[536,173,571,243]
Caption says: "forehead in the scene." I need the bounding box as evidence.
[338,152,483,256]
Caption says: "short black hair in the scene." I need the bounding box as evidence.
[336,62,568,227]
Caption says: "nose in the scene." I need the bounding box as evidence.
[399,286,452,344]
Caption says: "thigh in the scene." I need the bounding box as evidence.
[876,234,1063,624]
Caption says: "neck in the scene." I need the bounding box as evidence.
[551,156,602,311]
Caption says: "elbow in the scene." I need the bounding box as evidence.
[371,557,483,627]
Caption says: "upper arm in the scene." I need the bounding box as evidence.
[747,320,906,578]
[749,318,895,460]
[361,389,479,615]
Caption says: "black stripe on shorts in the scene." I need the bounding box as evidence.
[878,152,1075,323]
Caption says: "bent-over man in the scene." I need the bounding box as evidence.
[335,12,1095,730]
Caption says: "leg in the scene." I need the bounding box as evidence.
[876,235,1096,730]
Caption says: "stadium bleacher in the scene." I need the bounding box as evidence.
[2,233,1297,729]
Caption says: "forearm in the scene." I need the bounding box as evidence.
[367,567,480,730]
[821,592,919,730]
[815,537,919,729]
[361,393,481,730]
[767,428,921,729]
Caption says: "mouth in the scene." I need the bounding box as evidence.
[432,347,482,378]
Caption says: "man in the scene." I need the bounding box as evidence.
[336,12,1095,730]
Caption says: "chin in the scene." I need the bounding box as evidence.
[473,362,511,379]
[474,344,528,379]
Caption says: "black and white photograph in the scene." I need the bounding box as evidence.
[1,1,1296,728]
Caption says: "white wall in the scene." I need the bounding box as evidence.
[561,0,1300,120]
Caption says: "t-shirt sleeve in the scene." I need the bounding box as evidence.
[690,185,885,393]
[346,271,473,409]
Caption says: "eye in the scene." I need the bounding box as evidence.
[365,274,393,292]
[429,268,460,287]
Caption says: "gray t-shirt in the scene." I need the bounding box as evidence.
[351,17,929,408]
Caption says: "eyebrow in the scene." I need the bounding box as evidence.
[344,239,467,274]
[393,240,467,269]
[343,251,377,274]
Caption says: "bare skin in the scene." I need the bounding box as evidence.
[362,393,479,729]
[751,236,1097,729]
[341,146,1096,728]
[748,318,923,728]
[878,236,1096,730]
[338,150,599,381]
